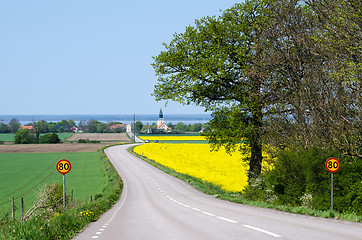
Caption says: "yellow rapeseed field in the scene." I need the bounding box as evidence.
[134,143,272,192]
[138,136,206,141]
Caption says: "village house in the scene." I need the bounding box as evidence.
[20,125,34,130]
[109,123,128,132]
[71,126,82,133]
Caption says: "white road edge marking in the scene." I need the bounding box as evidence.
[158,180,280,238]
[242,224,282,238]
[216,216,238,223]
[202,211,215,217]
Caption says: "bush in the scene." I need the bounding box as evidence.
[14,129,36,144]
[24,183,69,220]
[78,139,100,144]
[248,147,362,214]
[39,133,61,144]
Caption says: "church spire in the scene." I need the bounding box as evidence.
[159,108,163,119]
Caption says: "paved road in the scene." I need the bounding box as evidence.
[74,144,362,240]
[126,130,144,143]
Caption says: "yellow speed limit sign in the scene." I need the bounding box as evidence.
[325,157,340,173]
[56,159,71,175]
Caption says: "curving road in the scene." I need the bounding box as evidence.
[74,144,362,240]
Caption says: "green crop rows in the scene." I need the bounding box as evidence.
[0,152,107,219]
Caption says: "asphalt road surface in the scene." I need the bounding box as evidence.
[74,144,362,240]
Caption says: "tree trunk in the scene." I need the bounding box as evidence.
[248,102,263,180]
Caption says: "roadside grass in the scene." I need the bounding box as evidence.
[0,145,123,240]
[0,151,108,219]
[129,146,361,223]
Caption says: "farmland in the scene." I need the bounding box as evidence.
[0,133,74,142]
[67,133,131,142]
[134,143,272,192]
[0,133,131,153]
[0,143,110,153]
[0,151,108,219]
[0,134,16,142]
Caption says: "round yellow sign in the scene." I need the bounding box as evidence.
[56,159,71,174]
[325,157,340,173]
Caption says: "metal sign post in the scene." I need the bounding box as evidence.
[56,159,72,209]
[325,158,340,211]
[331,173,333,211]
[63,174,66,208]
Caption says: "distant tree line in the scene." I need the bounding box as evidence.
[2,118,209,143]
[0,119,21,133]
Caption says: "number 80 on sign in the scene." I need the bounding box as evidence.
[325,157,340,173]
[56,159,71,174]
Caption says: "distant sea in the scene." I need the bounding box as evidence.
[0,114,212,126]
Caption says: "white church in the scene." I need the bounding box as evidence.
[156,108,172,132]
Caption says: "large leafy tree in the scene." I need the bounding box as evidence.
[152,0,276,179]
[33,120,48,143]
[9,118,20,133]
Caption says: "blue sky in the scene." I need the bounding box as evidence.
[0,0,241,115]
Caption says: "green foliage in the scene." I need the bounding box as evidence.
[186,123,202,132]
[134,121,143,133]
[14,129,36,144]
[174,122,186,133]
[8,119,20,133]
[246,147,362,214]
[77,139,100,143]
[152,0,273,177]
[87,120,101,133]
[0,123,10,133]
[39,133,61,144]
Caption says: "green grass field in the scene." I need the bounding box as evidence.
[0,133,73,142]
[0,152,108,219]
[0,134,16,142]
[55,132,74,141]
